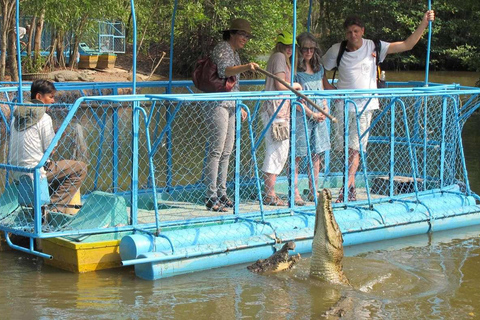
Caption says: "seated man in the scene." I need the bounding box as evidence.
[8,79,87,214]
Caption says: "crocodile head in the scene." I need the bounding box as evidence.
[310,189,349,285]
[247,241,300,274]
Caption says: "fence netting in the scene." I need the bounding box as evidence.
[0,83,479,240]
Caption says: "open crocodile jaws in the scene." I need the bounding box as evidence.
[310,188,350,285]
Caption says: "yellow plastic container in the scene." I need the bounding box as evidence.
[78,54,98,69]
[96,53,117,69]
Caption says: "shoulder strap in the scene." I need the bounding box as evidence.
[373,39,381,66]
[332,40,348,86]
[336,40,348,68]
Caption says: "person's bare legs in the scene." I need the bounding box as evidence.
[307,153,320,199]
[264,172,277,197]
[347,149,359,189]
[336,149,359,203]
[294,157,303,200]
[263,172,286,206]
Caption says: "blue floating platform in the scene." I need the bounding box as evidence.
[119,185,480,280]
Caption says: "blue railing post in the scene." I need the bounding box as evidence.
[389,99,396,197]
[168,0,179,94]
[112,107,119,193]
[289,99,296,209]
[440,96,448,188]
[424,0,432,86]
[234,100,242,215]
[130,0,137,93]
[422,96,428,190]
[15,0,23,102]
[130,101,140,227]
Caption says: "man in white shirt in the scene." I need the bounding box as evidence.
[322,10,435,202]
[9,79,87,214]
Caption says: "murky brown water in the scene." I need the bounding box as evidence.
[1,71,480,319]
[1,226,480,319]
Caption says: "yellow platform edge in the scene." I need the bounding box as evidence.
[41,237,124,273]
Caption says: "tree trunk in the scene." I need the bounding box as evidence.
[56,30,66,68]
[45,32,57,70]
[0,2,9,80]
[7,29,18,81]
[33,9,45,71]
[0,0,15,80]
[26,15,36,58]
[68,16,88,68]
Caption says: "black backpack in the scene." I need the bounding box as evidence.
[331,39,386,88]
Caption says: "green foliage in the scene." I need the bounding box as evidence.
[169,0,299,76]
[18,0,480,74]
[22,55,46,73]
[442,45,480,71]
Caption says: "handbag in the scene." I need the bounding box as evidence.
[192,57,236,93]
[271,121,290,142]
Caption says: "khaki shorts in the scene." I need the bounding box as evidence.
[334,109,373,152]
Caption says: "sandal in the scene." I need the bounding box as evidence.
[335,191,344,203]
[335,186,357,203]
[263,195,286,206]
[294,197,306,206]
[348,187,357,201]
[218,195,234,208]
[205,197,228,212]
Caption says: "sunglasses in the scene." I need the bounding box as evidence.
[236,31,252,40]
[300,47,316,53]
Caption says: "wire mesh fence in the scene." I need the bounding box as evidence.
[98,21,126,54]
[0,83,479,241]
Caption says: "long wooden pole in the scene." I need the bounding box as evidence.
[255,67,337,123]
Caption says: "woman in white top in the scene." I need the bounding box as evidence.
[261,30,302,206]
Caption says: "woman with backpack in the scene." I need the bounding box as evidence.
[204,18,258,212]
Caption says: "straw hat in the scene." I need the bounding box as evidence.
[223,18,252,36]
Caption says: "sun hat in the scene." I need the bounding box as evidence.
[223,18,252,36]
[276,30,297,45]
